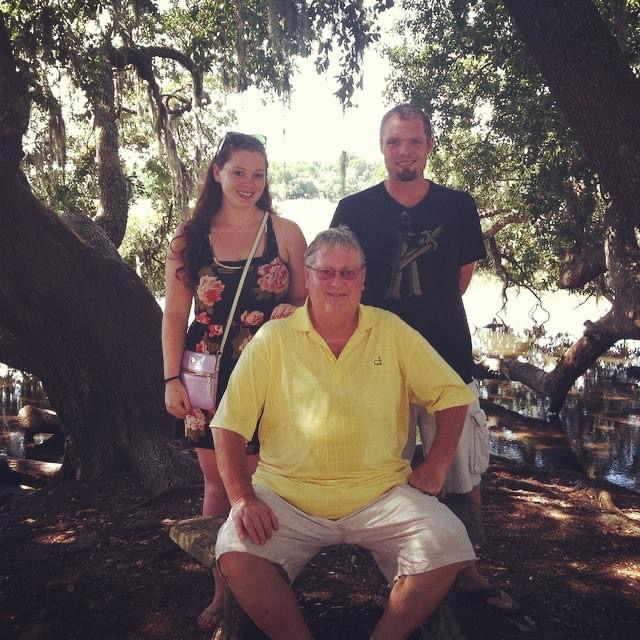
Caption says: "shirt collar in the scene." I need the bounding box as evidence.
[290,300,378,334]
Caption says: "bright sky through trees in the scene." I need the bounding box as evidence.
[228,52,392,163]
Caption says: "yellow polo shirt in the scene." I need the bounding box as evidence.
[212,303,474,519]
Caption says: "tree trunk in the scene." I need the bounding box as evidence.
[503,0,640,228]
[0,176,196,492]
[558,245,607,289]
[94,49,129,247]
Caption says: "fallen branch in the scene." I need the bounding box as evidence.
[0,456,61,486]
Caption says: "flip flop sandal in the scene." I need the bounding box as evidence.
[459,586,521,612]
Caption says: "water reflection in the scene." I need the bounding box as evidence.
[0,369,49,459]
[479,369,640,491]
[564,370,640,491]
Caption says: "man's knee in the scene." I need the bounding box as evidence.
[217,551,254,581]
[394,560,467,594]
[218,551,288,584]
[217,551,241,572]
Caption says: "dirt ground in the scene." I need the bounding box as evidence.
[1,405,639,640]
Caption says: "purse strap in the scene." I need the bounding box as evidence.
[216,210,269,365]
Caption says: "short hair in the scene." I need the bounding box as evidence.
[379,104,433,144]
[304,226,366,267]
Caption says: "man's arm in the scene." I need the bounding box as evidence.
[459,261,476,295]
[408,404,469,496]
[213,428,278,545]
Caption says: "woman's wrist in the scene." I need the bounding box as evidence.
[164,375,181,383]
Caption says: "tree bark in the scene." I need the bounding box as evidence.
[0,176,197,491]
[558,245,607,289]
[0,12,29,175]
[502,0,640,228]
[93,49,129,248]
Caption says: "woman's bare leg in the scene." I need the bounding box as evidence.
[195,449,259,630]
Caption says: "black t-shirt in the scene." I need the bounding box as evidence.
[332,181,486,382]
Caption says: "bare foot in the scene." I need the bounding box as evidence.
[198,599,223,631]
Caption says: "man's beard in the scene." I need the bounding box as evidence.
[396,168,417,182]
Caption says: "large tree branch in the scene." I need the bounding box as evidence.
[105,44,193,215]
[558,245,607,289]
[0,327,40,375]
[503,0,640,228]
[482,211,528,239]
[501,308,640,412]
[107,45,207,107]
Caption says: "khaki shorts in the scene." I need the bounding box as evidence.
[215,484,476,584]
[403,381,490,495]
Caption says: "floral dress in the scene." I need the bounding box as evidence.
[181,215,290,449]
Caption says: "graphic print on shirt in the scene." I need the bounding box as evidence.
[385,210,443,300]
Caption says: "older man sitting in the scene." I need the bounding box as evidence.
[211,227,476,640]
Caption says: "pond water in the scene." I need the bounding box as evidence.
[0,375,50,460]
[479,372,640,492]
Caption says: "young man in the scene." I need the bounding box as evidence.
[212,228,476,639]
[331,104,515,610]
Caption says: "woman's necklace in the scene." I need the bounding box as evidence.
[209,218,266,269]
[212,255,244,270]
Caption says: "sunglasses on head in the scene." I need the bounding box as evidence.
[214,132,267,159]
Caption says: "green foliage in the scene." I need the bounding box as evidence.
[162,0,388,104]
[269,154,384,202]
[385,0,637,296]
[114,76,235,296]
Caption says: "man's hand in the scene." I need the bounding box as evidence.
[408,457,449,497]
[231,494,279,545]
[409,403,469,496]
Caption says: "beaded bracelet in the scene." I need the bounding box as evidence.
[164,375,181,383]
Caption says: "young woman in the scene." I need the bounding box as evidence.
[162,133,307,631]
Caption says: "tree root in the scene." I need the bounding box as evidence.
[597,490,635,520]
[124,482,203,514]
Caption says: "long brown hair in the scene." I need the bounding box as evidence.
[172,133,275,285]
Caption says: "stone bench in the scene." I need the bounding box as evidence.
[169,516,465,640]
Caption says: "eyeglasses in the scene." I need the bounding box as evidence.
[305,265,364,281]
[215,132,267,159]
